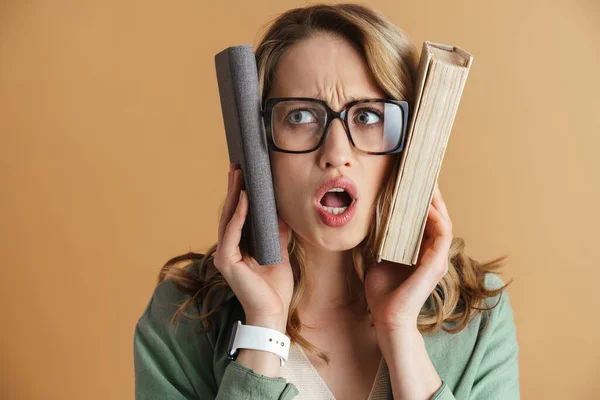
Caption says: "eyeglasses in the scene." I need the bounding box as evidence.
[261,97,409,155]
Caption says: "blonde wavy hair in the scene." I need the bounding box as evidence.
[158,3,514,364]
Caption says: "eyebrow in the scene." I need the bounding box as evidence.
[262,95,388,108]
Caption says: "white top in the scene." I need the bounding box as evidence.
[279,342,392,400]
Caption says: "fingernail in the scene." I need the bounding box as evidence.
[229,162,234,172]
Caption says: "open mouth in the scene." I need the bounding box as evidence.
[319,188,355,215]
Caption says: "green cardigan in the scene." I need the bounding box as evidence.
[134,262,520,399]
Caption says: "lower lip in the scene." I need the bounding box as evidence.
[315,199,357,227]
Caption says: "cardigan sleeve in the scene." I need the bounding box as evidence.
[134,278,299,400]
[216,361,300,399]
[430,281,520,400]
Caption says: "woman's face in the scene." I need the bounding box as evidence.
[267,32,395,252]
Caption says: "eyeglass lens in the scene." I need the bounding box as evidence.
[270,100,403,152]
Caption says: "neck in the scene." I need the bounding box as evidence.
[294,238,367,320]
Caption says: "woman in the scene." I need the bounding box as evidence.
[134,4,519,399]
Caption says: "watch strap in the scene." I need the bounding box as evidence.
[229,320,290,367]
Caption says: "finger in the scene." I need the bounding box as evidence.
[228,163,233,192]
[432,182,451,223]
[218,167,243,245]
[424,205,440,237]
[426,205,452,250]
[385,249,446,313]
[399,256,447,306]
[218,167,235,244]
[220,188,248,260]
[219,163,234,218]
[420,207,441,262]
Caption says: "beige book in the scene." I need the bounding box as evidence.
[376,41,474,265]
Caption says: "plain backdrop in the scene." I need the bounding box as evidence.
[1,0,598,399]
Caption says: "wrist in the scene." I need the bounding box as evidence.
[233,317,289,378]
[375,325,422,363]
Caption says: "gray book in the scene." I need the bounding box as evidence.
[214,44,282,266]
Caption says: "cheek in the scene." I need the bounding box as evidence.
[270,155,287,191]
[375,156,395,189]
[270,155,303,209]
[360,157,395,221]
[273,174,291,205]
[366,157,394,196]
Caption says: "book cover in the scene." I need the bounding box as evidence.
[377,41,474,265]
[215,44,282,266]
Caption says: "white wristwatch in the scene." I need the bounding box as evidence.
[227,320,290,367]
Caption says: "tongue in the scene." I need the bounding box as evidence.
[321,192,349,208]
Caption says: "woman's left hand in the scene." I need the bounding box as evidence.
[365,181,453,334]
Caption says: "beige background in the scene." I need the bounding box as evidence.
[1,0,598,399]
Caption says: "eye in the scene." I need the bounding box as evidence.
[286,109,317,124]
[353,109,382,125]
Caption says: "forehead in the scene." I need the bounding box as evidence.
[269,33,385,102]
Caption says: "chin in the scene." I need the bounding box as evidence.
[293,219,368,252]
[318,235,363,252]
[280,200,370,250]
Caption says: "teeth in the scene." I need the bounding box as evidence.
[321,205,348,215]
[321,188,352,215]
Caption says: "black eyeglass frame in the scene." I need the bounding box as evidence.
[260,97,410,155]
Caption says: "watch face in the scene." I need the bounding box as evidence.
[227,321,239,359]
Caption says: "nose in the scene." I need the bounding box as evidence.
[317,118,353,169]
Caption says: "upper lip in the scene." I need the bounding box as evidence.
[315,176,358,206]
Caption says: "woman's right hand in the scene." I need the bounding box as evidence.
[213,163,294,332]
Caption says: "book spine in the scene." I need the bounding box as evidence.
[215,45,282,266]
